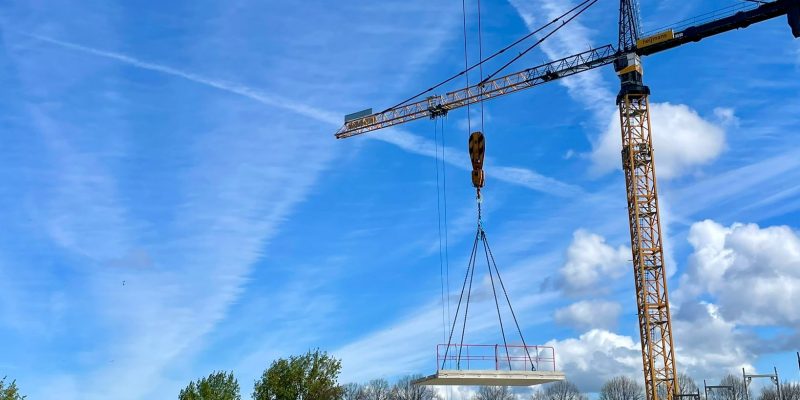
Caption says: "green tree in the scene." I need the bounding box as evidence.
[599,376,644,400]
[252,349,344,400]
[0,376,26,400]
[178,371,240,400]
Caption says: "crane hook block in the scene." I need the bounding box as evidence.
[468,131,486,189]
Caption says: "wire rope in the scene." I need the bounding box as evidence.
[461,0,472,134]
[441,230,481,370]
[484,233,536,370]
[382,0,595,112]
[456,235,478,369]
[434,118,447,346]
[482,228,512,369]
[480,0,599,85]
[441,117,451,339]
[477,0,485,132]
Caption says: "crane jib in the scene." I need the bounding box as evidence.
[636,0,800,56]
[335,0,800,139]
[335,45,617,139]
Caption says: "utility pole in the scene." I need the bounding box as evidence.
[743,367,782,400]
[704,379,735,400]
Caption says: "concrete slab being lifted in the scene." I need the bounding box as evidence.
[413,370,566,386]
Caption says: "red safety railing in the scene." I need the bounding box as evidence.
[436,344,556,372]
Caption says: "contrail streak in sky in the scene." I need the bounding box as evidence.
[23,32,582,196]
[24,32,342,125]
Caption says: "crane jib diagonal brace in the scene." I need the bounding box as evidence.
[335,44,618,139]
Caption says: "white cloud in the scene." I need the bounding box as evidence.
[554,300,622,331]
[672,301,755,378]
[545,303,755,391]
[335,305,442,384]
[542,300,758,393]
[679,220,800,326]
[591,103,727,179]
[558,230,630,294]
[508,0,615,119]
[545,329,642,392]
[713,107,739,128]
[506,3,727,180]
[434,386,477,400]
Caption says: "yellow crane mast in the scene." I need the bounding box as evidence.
[615,2,677,398]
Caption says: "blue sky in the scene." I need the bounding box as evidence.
[1,0,799,399]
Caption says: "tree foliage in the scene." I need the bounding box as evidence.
[531,381,587,400]
[252,349,344,400]
[343,383,368,400]
[363,379,392,400]
[179,371,240,400]
[656,372,699,400]
[677,372,700,396]
[707,374,749,400]
[599,376,645,400]
[392,375,441,400]
[474,386,516,400]
[758,381,800,400]
[0,377,25,400]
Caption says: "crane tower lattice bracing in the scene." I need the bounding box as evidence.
[618,0,640,51]
[617,2,677,399]
[618,77,678,400]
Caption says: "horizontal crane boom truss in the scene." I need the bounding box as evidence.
[335,45,617,139]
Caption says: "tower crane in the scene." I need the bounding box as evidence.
[333,1,800,400]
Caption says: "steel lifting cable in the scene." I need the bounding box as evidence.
[441,229,481,370]
[441,116,451,330]
[434,118,447,345]
[477,0,485,132]
[461,0,472,134]
[382,0,596,113]
[440,0,539,373]
[480,0,600,85]
[482,224,512,370]
[484,232,536,370]
[454,1,474,366]
[441,214,538,371]
[456,245,477,369]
